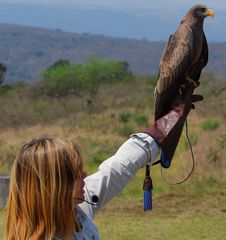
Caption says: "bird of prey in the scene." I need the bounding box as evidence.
[154,4,214,121]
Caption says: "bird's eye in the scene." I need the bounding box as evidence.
[200,8,206,12]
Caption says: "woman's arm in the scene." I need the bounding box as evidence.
[79,133,159,218]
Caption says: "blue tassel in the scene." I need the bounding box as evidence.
[143,165,153,211]
[144,189,152,211]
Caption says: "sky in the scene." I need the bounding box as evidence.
[0,0,225,41]
[0,0,223,13]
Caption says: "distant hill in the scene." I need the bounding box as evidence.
[0,23,225,83]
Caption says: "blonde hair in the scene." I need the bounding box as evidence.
[5,136,83,240]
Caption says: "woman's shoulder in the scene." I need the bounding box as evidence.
[74,206,101,240]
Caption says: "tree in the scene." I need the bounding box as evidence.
[0,63,7,85]
[38,58,134,98]
[47,59,70,70]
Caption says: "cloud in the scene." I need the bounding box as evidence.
[0,0,221,11]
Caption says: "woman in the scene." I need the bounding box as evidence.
[5,90,202,239]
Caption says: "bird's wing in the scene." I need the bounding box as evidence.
[154,25,194,120]
[188,32,208,81]
[201,32,209,67]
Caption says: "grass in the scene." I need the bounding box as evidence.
[94,196,226,240]
[97,205,226,240]
[94,168,226,240]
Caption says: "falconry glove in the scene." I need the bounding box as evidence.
[143,88,203,168]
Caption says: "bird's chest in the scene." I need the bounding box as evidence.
[191,30,203,64]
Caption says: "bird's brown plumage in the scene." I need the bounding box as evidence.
[154,4,214,121]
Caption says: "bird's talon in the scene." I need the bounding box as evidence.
[186,77,197,88]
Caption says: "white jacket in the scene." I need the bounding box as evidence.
[74,133,160,240]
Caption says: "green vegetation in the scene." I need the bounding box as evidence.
[0,86,11,95]
[201,118,221,131]
[118,111,131,123]
[0,67,226,239]
[133,112,148,126]
[38,58,134,98]
[117,124,134,137]
[147,76,158,86]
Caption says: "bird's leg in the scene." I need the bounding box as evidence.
[179,76,198,96]
[180,76,198,90]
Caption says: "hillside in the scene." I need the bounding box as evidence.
[0,23,226,83]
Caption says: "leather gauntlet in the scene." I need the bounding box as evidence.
[143,88,203,168]
[143,104,188,167]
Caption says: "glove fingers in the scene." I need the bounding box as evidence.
[191,94,203,103]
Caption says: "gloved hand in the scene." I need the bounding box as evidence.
[143,87,203,168]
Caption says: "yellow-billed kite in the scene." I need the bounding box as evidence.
[154,4,214,120]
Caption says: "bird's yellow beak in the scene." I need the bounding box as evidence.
[207,8,214,17]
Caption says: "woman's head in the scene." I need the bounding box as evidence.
[6,136,84,240]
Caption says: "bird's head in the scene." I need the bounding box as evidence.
[189,4,214,20]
